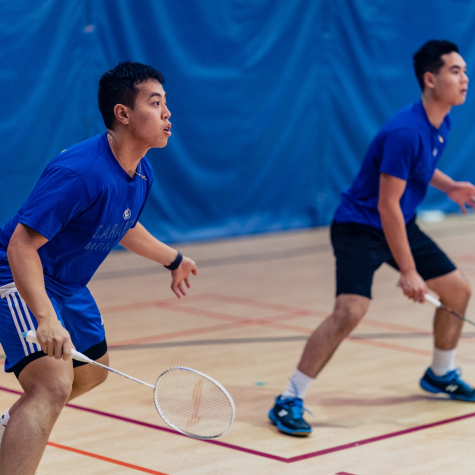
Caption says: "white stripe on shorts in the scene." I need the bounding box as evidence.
[6,294,29,356]
[11,293,35,353]
[1,283,41,354]
[19,296,42,352]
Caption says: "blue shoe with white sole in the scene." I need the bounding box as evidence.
[268,395,312,436]
[420,367,475,401]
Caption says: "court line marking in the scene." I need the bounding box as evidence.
[91,228,475,281]
[93,244,330,281]
[284,409,475,462]
[0,385,473,464]
[47,441,169,474]
[336,472,358,475]
[0,385,284,463]
[102,293,438,358]
[108,331,475,352]
[100,291,434,338]
[108,321,248,348]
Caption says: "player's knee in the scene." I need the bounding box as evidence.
[333,307,365,335]
[451,273,471,302]
[461,276,471,298]
[26,376,73,411]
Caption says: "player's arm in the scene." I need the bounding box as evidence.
[6,223,72,359]
[378,173,427,303]
[430,169,475,214]
[120,222,197,299]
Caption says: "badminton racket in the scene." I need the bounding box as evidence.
[424,293,475,327]
[22,330,235,439]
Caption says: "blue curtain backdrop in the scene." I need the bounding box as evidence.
[1,1,475,243]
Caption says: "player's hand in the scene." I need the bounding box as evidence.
[170,256,197,299]
[447,181,475,214]
[36,319,73,361]
[398,269,427,303]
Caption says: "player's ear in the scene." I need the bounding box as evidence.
[113,104,130,125]
[423,71,436,90]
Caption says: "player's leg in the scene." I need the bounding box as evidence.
[60,286,108,401]
[297,294,370,378]
[269,221,388,436]
[69,351,109,401]
[0,285,108,451]
[401,220,474,400]
[426,270,470,350]
[0,282,54,452]
[420,269,474,399]
[0,357,74,475]
[268,294,370,436]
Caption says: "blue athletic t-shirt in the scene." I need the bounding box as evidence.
[0,133,153,297]
[334,100,450,229]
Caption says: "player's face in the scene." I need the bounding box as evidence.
[128,79,172,149]
[431,52,468,106]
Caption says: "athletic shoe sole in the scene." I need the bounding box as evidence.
[420,378,475,402]
[268,409,312,437]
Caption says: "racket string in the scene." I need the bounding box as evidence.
[154,370,234,438]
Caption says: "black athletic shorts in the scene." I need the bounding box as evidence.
[10,338,108,379]
[330,217,456,299]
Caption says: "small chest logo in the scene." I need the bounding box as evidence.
[123,209,131,220]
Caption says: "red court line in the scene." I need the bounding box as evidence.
[104,296,437,357]
[260,320,433,357]
[101,293,432,338]
[347,336,432,356]
[100,293,212,314]
[285,410,475,462]
[205,292,322,314]
[109,321,248,347]
[1,385,474,464]
[205,293,434,334]
[47,441,169,474]
[455,254,475,264]
[0,385,287,463]
[336,472,358,475]
[101,293,472,369]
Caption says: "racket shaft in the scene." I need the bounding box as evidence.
[22,330,154,388]
[89,361,154,388]
[424,294,475,327]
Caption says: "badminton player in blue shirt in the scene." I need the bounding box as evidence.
[269,40,475,436]
[0,62,197,473]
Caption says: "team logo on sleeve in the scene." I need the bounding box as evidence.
[123,209,131,220]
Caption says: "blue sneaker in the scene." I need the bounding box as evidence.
[268,395,312,436]
[420,367,475,401]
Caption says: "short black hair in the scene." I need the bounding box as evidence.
[98,61,165,129]
[413,40,459,91]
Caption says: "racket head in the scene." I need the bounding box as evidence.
[153,366,235,439]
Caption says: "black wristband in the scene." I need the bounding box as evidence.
[164,251,183,271]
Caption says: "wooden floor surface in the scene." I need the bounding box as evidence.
[2,215,475,474]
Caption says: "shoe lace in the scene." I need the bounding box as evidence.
[286,398,314,418]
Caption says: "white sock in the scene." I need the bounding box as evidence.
[431,347,456,376]
[0,409,10,427]
[282,369,314,399]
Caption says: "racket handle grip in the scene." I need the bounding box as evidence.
[424,293,442,308]
[21,330,93,363]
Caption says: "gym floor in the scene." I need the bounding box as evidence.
[1,214,475,474]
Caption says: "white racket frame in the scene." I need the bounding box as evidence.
[153,366,236,439]
[22,330,235,439]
